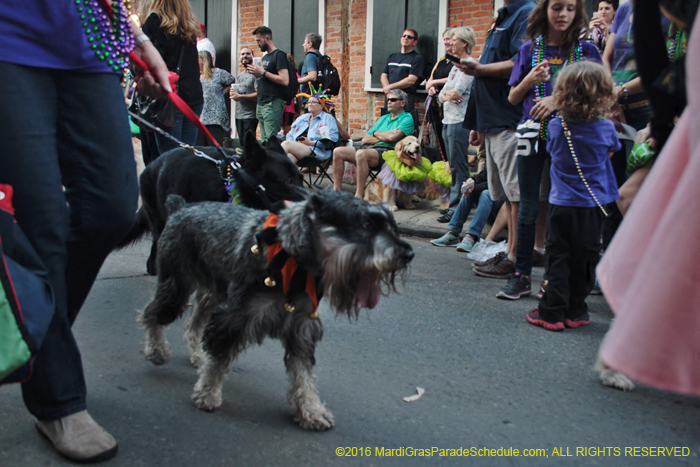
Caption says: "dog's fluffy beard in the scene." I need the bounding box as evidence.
[140,189,413,430]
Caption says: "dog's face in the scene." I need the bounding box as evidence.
[279,190,414,317]
[236,133,306,208]
[394,136,422,167]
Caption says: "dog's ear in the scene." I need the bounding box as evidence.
[264,135,284,155]
[241,133,269,171]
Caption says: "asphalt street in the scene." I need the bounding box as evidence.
[1,236,699,467]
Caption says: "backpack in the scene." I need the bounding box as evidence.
[275,49,299,105]
[309,51,341,96]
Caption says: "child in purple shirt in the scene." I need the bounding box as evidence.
[527,61,621,331]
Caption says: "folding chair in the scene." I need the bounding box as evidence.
[296,157,333,188]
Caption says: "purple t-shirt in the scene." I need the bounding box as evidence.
[547,117,622,208]
[509,40,601,124]
[0,1,119,73]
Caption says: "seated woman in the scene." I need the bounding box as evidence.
[281,87,339,164]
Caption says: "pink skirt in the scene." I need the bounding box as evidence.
[597,15,700,396]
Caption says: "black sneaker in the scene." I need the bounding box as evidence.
[564,313,591,328]
[496,273,532,300]
[439,208,450,215]
[437,212,453,223]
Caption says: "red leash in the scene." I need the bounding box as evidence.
[99,0,220,148]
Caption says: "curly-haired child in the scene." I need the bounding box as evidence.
[526,61,621,331]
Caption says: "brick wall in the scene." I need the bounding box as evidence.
[235,0,495,139]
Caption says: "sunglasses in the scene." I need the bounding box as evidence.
[387,97,403,102]
[402,34,415,39]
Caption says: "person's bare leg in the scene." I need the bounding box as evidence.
[485,203,508,242]
[354,149,380,199]
[332,146,356,191]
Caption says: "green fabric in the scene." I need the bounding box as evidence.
[627,142,655,173]
[428,161,451,188]
[382,150,432,182]
[256,99,284,142]
[0,286,31,380]
[367,112,415,148]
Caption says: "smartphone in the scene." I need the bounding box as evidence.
[445,53,461,63]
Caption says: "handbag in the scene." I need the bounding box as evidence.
[516,119,541,157]
[0,184,55,384]
[129,45,185,131]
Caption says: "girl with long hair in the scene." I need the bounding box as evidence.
[495,0,600,302]
[140,0,203,156]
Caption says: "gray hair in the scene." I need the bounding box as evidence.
[386,89,408,102]
[442,27,453,37]
[451,26,476,55]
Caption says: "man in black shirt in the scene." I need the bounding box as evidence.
[246,26,289,142]
[381,28,425,112]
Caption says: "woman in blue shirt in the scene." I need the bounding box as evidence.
[282,96,339,163]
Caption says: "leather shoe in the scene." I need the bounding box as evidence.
[437,212,453,223]
[36,410,118,463]
[473,255,514,278]
[472,251,506,268]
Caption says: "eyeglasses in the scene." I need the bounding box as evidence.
[402,34,415,39]
[386,98,403,102]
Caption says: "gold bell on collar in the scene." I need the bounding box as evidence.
[264,276,276,287]
[309,311,319,319]
[251,244,261,255]
[284,301,295,312]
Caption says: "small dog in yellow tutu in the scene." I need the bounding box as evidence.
[364,136,433,211]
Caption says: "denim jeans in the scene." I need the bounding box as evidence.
[447,189,503,238]
[442,123,471,212]
[0,62,138,420]
[155,101,204,153]
[515,146,549,276]
[467,190,503,238]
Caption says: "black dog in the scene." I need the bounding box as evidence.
[140,189,414,430]
[117,135,305,274]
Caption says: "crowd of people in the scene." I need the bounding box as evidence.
[0,0,696,462]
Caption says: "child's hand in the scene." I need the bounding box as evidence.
[526,60,550,86]
[530,96,557,121]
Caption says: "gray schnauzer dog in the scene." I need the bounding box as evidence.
[140,189,414,430]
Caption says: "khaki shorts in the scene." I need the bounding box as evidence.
[484,129,519,202]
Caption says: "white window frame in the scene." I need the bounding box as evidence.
[364,0,448,92]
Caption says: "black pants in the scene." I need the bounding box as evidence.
[538,205,604,322]
[196,124,226,147]
[236,118,259,144]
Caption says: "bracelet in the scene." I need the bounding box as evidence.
[622,86,629,99]
[135,34,150,46]
[263,70,266,78]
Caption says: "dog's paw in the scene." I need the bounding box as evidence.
[594,358,635,391]
[190,351,204,368]
[192,387,223,411]
[293,406,336,431]
[388,205,398,212]
[143,341,171,365]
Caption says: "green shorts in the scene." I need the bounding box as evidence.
[256,99,284,142]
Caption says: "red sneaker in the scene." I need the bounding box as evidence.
[526,308,564,331]
[564,313,591,328]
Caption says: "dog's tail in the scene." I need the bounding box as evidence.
[114,206,150,249]
[165,194,187,216]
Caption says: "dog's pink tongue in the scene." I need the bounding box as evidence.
[357,277,381,309]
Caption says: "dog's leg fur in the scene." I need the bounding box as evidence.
[183,291,221,367]
[594,355,635,391]
[382,185,398,212]
[282,318,335,430]
[141,269,194,365]
[192,348,236,411]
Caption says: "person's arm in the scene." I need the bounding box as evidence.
[613,77,644,99]
[297,53,319,85]
[298,70,317,84]
[371,128,406,143]
[426,60,447,95]
[382,74,420,93]
[508,60,549,105]
[602,32,615,72]
[247,52,290,86]
[455,59,514,79]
